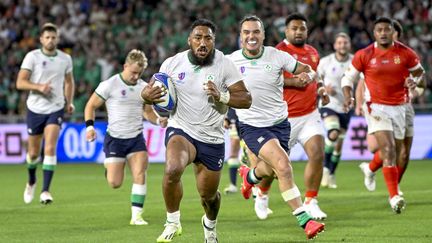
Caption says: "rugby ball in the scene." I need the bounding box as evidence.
[152,72,177,113]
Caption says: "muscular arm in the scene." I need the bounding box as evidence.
[355,79,365,115]
[64,72,75,106]
[84,93,105,122]
[16,69,51,94]
[226,81,252,109]
[143,104,167,127]
[284,62,316,87]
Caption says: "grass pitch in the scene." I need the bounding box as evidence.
[1,160,431,242]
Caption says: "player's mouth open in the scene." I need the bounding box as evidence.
[197,48,208,56]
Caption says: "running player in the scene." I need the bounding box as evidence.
[84,49,167,225]
[18,23,75,204]
[317,32,354,189]
[342,17,425,213]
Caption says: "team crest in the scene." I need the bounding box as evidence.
[264,64,272,72]
[311,55,317,63]
[178,72,185,80]
[394,56,401,64]
[206,74,215,83]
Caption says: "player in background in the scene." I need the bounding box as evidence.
[223,108,241,194]
[356,19,426,193]
[317,33,354,189]
[275,13,330,220]
[228,15,324,239]
[84,49,168,225]
[155,19,251,243]
[342,17,425,213]
[17,23,75,204]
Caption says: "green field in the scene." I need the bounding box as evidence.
[1,161,431,243]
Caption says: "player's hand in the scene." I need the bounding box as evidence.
[86,127,96,142]
[343,96,354,113]
[38,81,52,96]
[355,105,363,116]
[66,103,75,114]
[158,117,168,128]
[320,93,330,106]
[404,77,416,90]
[297,72,314,84]
[223,118,230,129]
[141,79,166,104]
[325,85,336,96]
[203,80,220,101]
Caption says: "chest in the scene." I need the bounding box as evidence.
[171,66,226,96]
[287,50,319,70]
[34,56,68,74]
[365,52,407,75]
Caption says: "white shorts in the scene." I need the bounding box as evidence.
[405,103,414,137]
[288,109,325,149]
[362,103,406,140]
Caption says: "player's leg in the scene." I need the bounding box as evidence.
[320,108,340,187]
[194,151,223,243]
[327,130,345,188]
[398,136,412,184]
[298,111,327,220]
[128,150,149,225]
[254,157,275,220]
[224,136,240,194]
[23,110,45,204]
[24,134,43,203]
[157,128,194,243]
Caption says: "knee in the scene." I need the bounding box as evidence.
[200,191,219,204]
[274,158,293,178]
[107,179,122,189]
[164,162,184,183]
[328,129,340,142]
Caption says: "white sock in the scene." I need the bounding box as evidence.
[292,206,306,216]
[131,206,142,218]
[167,211,180,224]
[203,214,217,229]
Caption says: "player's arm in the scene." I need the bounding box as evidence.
[354,79,365,116]
[64,72,75,114]
[283,62,316,87]
[407,66,426,97]
[341,64,361,112]
[16,69,52,95]
[206,80,252,109]
[143,104,168,128]
[84,93,105,142]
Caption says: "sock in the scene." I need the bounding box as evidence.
[203,214,217,229]
[369,151,383,172]
[26,154,40,185]
[396,165,406,183]
[324,141,334,169]
[246,168,261,185]
[382,166,399,198]
[293,206,312,229]
[229,167,238,186]
[329,152,341,174]
[42,156,56,192]
[304,190,318,203]
[131,183,146,215]
[167,211,180,224]
[258,185,271,196]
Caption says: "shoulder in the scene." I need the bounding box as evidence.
[24,49,40,58]
[305,44,319,54]
[394,41,417,55]
[320,53,333,63]
[163,50,188,65]
[275,40,287,50]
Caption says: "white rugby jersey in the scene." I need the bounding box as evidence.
[160,49,242,144]
[227,46,297,127]
[95,74,146,139]
[317,53,353,113]
[21,49,73,114]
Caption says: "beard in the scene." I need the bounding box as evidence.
[188,49,215,66]
[291,38,306,47]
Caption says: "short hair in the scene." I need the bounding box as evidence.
[190,19,217,34]
[392,19,403,38]
[285,13,308,26]
[335,32,351,42]
[125,49,148,69]
[373,17,394,28]
[40,23,58,35]
[239,15,265,32]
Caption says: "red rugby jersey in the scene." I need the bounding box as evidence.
[351,41,419,105]
[276,39,320,117]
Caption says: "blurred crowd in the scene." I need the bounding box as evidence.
[1,0,431,120]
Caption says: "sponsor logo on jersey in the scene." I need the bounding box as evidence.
[257,136,265,144]
[240,66,245,74]
[370,58,376,65]
[121,90,126,97]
